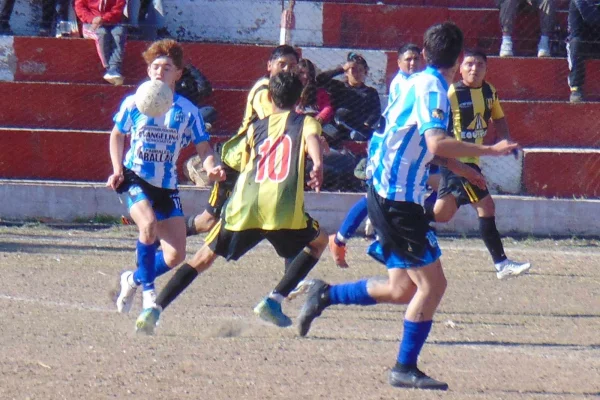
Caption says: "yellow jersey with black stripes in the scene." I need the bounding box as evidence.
[448,80,504,165]
[221,77,273,171]
[223,111,321,231]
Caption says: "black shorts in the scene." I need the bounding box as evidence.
[205,216,320,261]
[205,165,239,218]
[437,163,490,207]
[366,185,441,268]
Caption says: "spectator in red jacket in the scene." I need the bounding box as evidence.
[75,0,127,85]
[296,58,334,125]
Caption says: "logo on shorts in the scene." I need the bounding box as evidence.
[128,185,142,197]
[431,109,445,121]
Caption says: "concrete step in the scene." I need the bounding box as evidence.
[322,3,568,55]
[2,81,598,147]
[319,0,570,9]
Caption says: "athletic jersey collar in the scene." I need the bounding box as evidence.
[423,66,449,92]
[398,70,410,79]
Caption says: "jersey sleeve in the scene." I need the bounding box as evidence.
[253,89,273,120]
[302,116,322,139]
[186,109,210,145]
[415,79,450,136]
[113,95,135,134]
[490,85,505,120]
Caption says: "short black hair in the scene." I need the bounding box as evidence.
[463,48,488,63]
[398,43,421,58]
[423,22,464,69]
[269,71,303,109]
[270,45,300,63]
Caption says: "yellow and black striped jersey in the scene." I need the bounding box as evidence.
[223,111,321,231]
[448,80,504,165]
[222,77,274,171]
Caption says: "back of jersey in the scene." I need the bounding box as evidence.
[224,111,321,231]
[369,66,450,205]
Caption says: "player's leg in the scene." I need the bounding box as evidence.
[257,220,328,327]
[472,195,531,279]
[329,196,368,268]
[185,210,218,236]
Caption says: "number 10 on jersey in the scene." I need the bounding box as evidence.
[255,135,292,183]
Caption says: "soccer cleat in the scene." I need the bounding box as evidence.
[499,39,513,57]
[253,298,292,327]
[496,259,532,280]
[135,307,161,335]
[103,71,124,86]
[298,279,330,337]
[364,218,375,238]
[328,234,349,268]
[116,271,138,313]
[389,366,449,391]
[287,279,314,301]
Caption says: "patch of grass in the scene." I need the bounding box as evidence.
[72,214,122,225]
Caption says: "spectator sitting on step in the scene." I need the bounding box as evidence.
[75,0,127,85]
[567,0,600,103]
[497,0,556,57]
[316,52,381,145]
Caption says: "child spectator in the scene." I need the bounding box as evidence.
[75,0,127,85]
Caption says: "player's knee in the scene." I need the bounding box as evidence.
[434,210,453,223]
[138,219,158,242]
[309,230,329,256]
[194,212,217,233]
[163,248,186,267]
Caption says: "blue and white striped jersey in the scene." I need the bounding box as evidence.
[387,70,410,104]
[368,66,450,205]
[114,94,210,190]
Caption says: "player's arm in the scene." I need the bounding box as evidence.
[430,156,486,190]
[107,125,125,190]
[304,117,324,193]
[425,128,518,158]
[196,141,225,182]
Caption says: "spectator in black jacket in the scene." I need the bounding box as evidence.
[567,0,600,103]
[317,52,381,144]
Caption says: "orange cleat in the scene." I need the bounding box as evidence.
[328,234,349,268]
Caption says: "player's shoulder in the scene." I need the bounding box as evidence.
[412,71,445,92]
[120,94,137,109]
[251,76,270,92]
[482,80,498,93]
[173,94,200,113]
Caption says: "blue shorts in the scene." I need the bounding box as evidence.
[125,184,183,221]
[366,185,441,269]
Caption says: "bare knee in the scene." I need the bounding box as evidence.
[308,230,328,257]
[388,282,417,304]
[162,247,186,267]
[138,219,158,242]
[194,211,217,233]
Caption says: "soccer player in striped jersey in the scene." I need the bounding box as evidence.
[329,43,424,268]
[430,49,531,279]
[135,72,328,334]
[298,23,519,391]
[185,45,300,236]
[108,39,225,316]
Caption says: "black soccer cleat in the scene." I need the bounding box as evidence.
[389,366,449,391]
[297,279,330,337]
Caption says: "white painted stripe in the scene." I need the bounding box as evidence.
[0,127,110,134]
[0,35,15,81]
[0,294,113,313]
[523,148,600,154]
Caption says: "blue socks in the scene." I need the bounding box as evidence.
[338,197,368,240]
[397,320,433,367]
[133,241,159,291]
[329,280,377,306]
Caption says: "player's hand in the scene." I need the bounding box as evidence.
[308,164,323,193]
[488,140,519,156]
[106,173,124,191]
[461,166,487,190]
[207,165,226,182]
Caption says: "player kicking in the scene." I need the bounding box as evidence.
[108,39,224,315]
[135,72,328,334]
[185,45,299,236]
[429,49,531,279]
[297,23,519,391]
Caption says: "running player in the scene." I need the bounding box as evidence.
[297,23,519,391]
[185,45,300,237]
[135,72,328,334]
[430,49,531,279]
[328,44,424,268]
[109,39,225,315]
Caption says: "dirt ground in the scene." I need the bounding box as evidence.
[0,225,598,400]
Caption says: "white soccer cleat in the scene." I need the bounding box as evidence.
[116,271,138,314]
[496,259,532,280]
[499,38,513,57]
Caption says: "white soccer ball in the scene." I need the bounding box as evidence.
[134,79,173,118]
